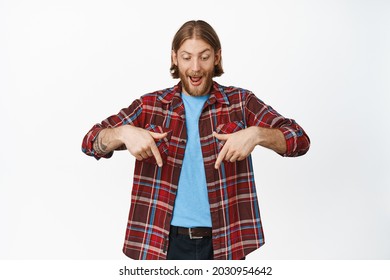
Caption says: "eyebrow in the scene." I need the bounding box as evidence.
[180,48,212,55]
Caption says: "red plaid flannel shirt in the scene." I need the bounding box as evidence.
[82,81,310,260]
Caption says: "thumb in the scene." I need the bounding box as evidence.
[213,131,230,141]
[149,131,168,140]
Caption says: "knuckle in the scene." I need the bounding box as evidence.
[146,141,153,146]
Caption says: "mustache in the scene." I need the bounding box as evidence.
[187,71,204,77]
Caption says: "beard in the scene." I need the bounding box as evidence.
[178,68,214,97]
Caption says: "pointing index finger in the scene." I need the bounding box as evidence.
[150,142,163,167]
[215,145,228,169]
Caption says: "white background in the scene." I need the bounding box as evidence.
[1,0,389,260]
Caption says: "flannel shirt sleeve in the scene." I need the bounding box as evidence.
[245,92,310,157]
[81,98,144,160]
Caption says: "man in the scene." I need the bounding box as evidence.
[82,20,310,260]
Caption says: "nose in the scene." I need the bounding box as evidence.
[191,58,201,72]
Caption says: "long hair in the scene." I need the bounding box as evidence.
[170,20,224,78]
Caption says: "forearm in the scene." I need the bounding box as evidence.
[81,98,144,160]
[255,127,287,154]
[93,126,127,156]
[213,125,288,168]
[245,93,310,157]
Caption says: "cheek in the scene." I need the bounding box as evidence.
[177,61,190,73]
[202,61,215,71]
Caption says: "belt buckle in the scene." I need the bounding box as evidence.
[189,228,203,239]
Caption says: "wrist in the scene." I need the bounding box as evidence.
[116,125,134,143]
[253,126,265,146]
[114,126,125,143]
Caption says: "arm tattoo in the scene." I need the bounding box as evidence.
[93,133,108,155]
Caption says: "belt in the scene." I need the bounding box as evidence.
[171,226,212,239]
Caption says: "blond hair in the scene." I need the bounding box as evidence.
[170,20,224,78]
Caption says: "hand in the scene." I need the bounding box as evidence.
[213,126,260,169]
[119,125,167,167]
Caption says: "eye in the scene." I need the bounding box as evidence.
[201,56,210,61]
[182,56,191,61]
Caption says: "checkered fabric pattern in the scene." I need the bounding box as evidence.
[82,81,310,259]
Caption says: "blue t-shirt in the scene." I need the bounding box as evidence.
[170,93,212,227]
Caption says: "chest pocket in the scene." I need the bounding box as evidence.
[166,134,186,167]
[215,121,245,152]
[143,123,172,165]
[143,123,185,167]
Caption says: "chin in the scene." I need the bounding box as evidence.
[187,89,208,96]
[182,78,213,97]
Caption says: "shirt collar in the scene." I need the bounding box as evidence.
[158,81,230,106]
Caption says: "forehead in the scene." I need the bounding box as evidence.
[178,38,213,54]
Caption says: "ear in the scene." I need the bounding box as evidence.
[171,50,178,66]
[214,49,221,65]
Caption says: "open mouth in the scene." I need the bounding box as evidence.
[189,76,203,86]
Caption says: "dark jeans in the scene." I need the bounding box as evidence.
[167,227,213,260]
[166,226,246,260]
